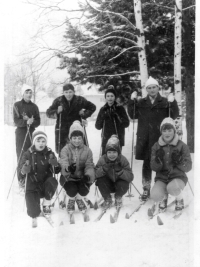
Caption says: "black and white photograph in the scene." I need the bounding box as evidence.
[1,1,199,267]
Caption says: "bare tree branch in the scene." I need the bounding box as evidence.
[182,5,195,11]
[87,71,140,78]
[108,46,139,61]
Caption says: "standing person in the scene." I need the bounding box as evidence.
[95,86,130,155]
[13,84,40,188]
[127,76,179,201]
[95,135,133,209]
[59,121,95,214]
[150,118,192,213]
[46,83,96,154]
[19,131,60,228]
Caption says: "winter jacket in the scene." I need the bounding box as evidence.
[59,142,95,185]
[95,101,130,149]
[13,99,40,129]
[150,134,192,185]
[127,93,179,160]
[46,95,96,153]
[19,146,60,191]
[95,154,133,183]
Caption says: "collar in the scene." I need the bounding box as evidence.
[158,133,179,146]
[69,142,84,150]
[29,146,50,154]
[144,92,162,102]
[22,99,32,104]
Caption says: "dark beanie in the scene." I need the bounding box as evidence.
[63,83,75,91]
[104,86,116,98]
[105,135,121,154]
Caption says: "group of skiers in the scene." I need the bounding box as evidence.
[12,76,192,227]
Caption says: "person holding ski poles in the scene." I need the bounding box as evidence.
[46,83,96,155]
[59,121,95,214]
[13,84,40,189]
[19,131,60,228]
[150,118,192,213]
[95,135,133,209]
[95,86,130,155]
[127,76,179,201]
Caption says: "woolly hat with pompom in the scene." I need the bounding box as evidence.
[104,85,116,98]
[105,135,121,154]
[160,117,176,132]
[145,76,159,89]
[68,120,84,139]
[32,131,47,145]
[21,84,32,96]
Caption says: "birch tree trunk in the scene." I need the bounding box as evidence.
[174,0,182,138]
[133,0,148,97]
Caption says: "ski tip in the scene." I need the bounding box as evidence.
[59,221,64,226]
[125,213,130,219]
[110,214,115,224]
[88,200,94,209]
[94,202,98,210]
[148,208,153,217]
[84,215,90,222]
[157,216,164,225]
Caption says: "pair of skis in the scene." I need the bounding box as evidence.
[67,211,90,225]
[95,206,121,223]
[32,212,54,228]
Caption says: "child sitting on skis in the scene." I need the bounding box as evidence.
[59,120,95,213]
[95,135,134,209]
[19,131,60,227]
[150,117,192,212]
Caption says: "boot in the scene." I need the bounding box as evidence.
[140,187,150,201]
[76,198,87,212]
[67,199,75,213]
[43,206,51,216]
[101,197,112,210]
[115,196,122,209]
[159,194,168,212]
[175,199,184,211]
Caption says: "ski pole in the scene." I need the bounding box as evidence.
[187,181,194,196]
[52,166,61,208]
[81,118,89,147]
[7,125,30,199]
[23,160,29,211]
[58,112,62,156]
[99,120,105,158]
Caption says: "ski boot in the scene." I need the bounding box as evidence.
[140,187,150,202]
[59,200,66,209]
[76,198,87,212]
[158,195,168,213]
[101,197,112,210]
[175,199,184,211]
[84,197,94,209]
[32,218,37,228]
[67,199,75,214]
[115,196,122,209]
[43,206,51,216]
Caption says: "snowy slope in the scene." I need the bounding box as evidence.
[3,121,194,267]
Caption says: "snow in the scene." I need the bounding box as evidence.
[3,121,195,267]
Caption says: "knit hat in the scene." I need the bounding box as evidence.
[69,120,84,139]
[32,131,47,145]
[21,84,32,96]
[145,76,159,89]
[160,117,176,132]
[63,83,75,91]
[105,86,116,98]
[105,135,121,154]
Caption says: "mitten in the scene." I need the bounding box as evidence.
[82,175,90,184]
[171,150,182,165]
[155,148,165,164]
[67,163,76,174]
[21,160,31,175]
[49,154,58,166]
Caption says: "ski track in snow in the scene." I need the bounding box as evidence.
[3,121,194,267]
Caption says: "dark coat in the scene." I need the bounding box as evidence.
[95,102,130,152]
[127,93,179,160]
[19,146,60,192]
[150,134,192,185]
[46,95,96,153]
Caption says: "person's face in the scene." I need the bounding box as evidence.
[23,90,32,102]
[146,85,159,98]
[63,89,75,101]
[71,136,83,147]
[106,93,115,106]
[35,138,47,151]
[107,150,118,161]
[161,128,175,143]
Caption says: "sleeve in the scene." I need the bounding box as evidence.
[46,98,59,119]
[84,148,95,183]
[13,103,27,127]
[82,98,96,119]
[95,157,106,179]
[176,144,192,173]
[127,99,138,120]
[150,143,164,172]
[117,107,130,128]
[59,146,70,178]
[95,108,104,130]
[117,156,133,182]
[31,105,40,128]
[169,99,179,120]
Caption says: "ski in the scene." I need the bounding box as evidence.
[41,211,54,228]
[94,208,108,222]
[148,200,176,220]
[82,211,90,222]
[125,200,147,219]
[173,203,189,219]
[110,207,121,223]
[69,212,75,224]
[32,218,37,228]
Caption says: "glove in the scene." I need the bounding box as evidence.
[67,163,76,174]
[171,150,183,165]
[168,93,175,103]
[79,109,85,117]
[57,106,63,114]
[21,160,31,175]
[110,106,121,122]
[49,154,58,166]
[131,91,137,100]
[155,148,165,164]
[82,175,90,184]
[27,116,34,125]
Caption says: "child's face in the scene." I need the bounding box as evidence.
[71,136,83,147]
[107,150,118,161]
[106,93,115,106]
[63,89,74,101]
[162,128,175,143]
[35,137,47,151]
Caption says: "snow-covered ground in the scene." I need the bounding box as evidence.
[3,121,195,267]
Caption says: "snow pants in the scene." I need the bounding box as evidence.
[25,177,58,218]
[96,176,129,199]
[63,180,90,197]
[150,179,185,202]
[15,127,34,181]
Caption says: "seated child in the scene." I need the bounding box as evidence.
[19,131,60,227]
[95,135,134,209]
[150,117,192,212]
[59,121,95,213]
